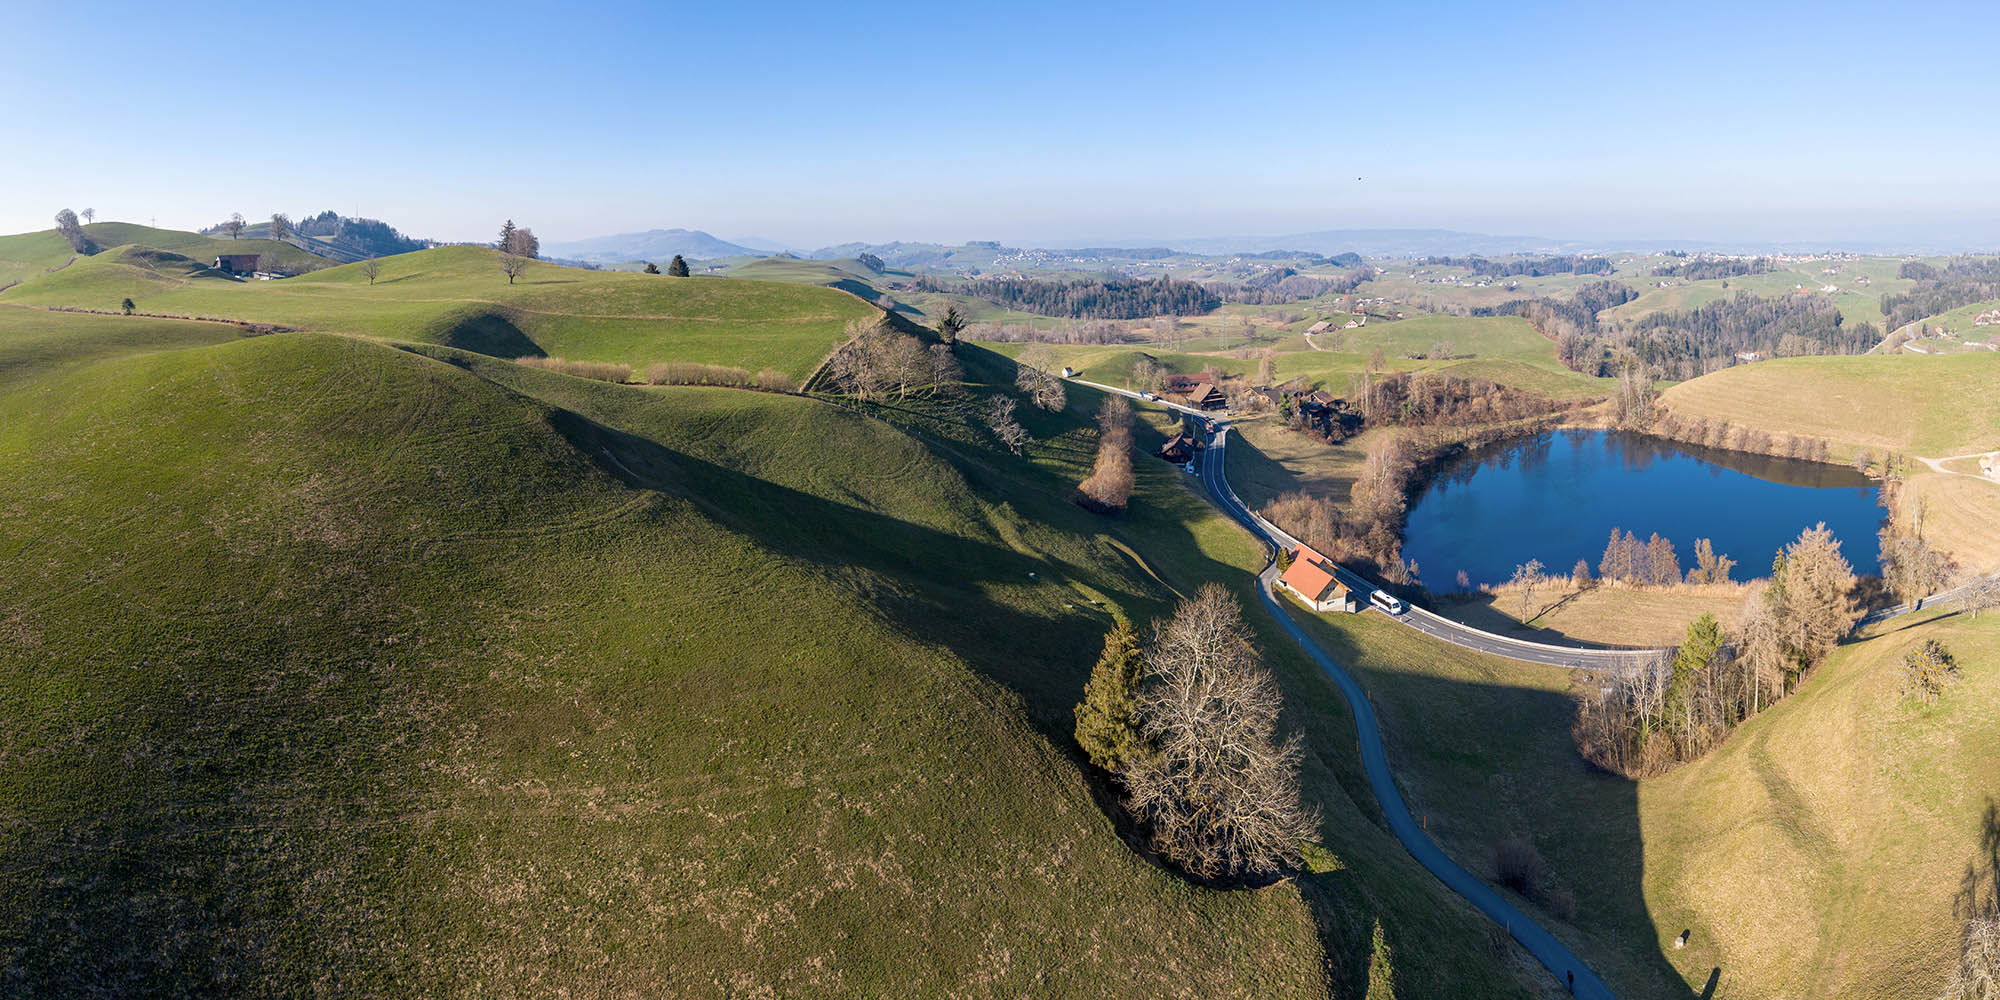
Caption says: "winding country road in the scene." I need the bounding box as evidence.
[1075,378,1668,670]
[1068,373,1999,998]
[1189,423,1616,998]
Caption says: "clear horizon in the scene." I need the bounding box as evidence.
[7,0,1997,249]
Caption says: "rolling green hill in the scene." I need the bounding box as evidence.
[0,223,326,287]
[0,245,886,378]
[1659,352,2000,458]
[1659,352,2000,570]
[1278,595,2000,1000]
[0,313,1553,996]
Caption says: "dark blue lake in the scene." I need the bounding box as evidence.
[1404,430,1883,588]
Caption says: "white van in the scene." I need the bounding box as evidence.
[1369,590,1406,615]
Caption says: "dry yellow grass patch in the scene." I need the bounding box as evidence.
[1904,471,2000,573]
[1436,581,1751,648]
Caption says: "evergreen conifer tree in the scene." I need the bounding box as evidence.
[1073,619,1145,772]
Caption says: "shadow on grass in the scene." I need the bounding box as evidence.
[1431,590,1660,651]
[1280,600,1709,998]
[1957,798,2000,921]
[438,310,544,359]
[497,349,1708,997]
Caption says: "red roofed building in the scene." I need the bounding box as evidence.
[1278,545,1357,613]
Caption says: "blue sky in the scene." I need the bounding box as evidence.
[5,0,1997,247]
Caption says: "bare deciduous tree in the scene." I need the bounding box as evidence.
[502,226,539,258]
[80,207,95,224]
[1124,584,1318,879]
[1882,530,1954,606]
[269,213,291,241]
[360,257,381,285]
[1130,356,1164,393]
[1965,575,2000,620]
[224,212,245,239]
[982,394,1030,454]
[1078,395,1134,513]
[499,252,530,284]
[1936,915,1999,1000]
[926,343,962,396]
[1015,344,1067,412]
[1509,559,1545,622]
[53,209,90,253]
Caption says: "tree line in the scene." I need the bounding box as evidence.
[1622,292,1879,379]
[1418,254,1613,277]
[1501,284,1880,382]
[1650,257,1773,280]
[1881,257,2000,330]
[1211,267,1371,305]
[911,274,1220,319]
[296,211,428,256]
[823,321,962,402]
[1574,524,1862,777]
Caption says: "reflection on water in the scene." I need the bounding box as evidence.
[1407,430,1882,589]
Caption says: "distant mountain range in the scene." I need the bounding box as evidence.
[546,226,2000,266]
[543,229,774,264]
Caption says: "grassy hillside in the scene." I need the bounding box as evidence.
[0,245,884,378]
[0,320,1557,996]
[1279,594,2000,1000]
[0,304,243,388]
[0,331,1329,996]
[0,223,324,287]
[1659,352,2000,457]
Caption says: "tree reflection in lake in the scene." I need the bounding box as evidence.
[1407,430,1881,588]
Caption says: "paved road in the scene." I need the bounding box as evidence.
[1080,375,1662,667]
[1189,423,1615,998]
[1086,370,1983,660]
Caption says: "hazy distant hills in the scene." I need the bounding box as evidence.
[543,228,773,264]
[548,226,2000,266]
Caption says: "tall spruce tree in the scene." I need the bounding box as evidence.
[936,305,965,344]
[498,219,517,252]
[1073,619,1144,772]
[1663,612,1722,743]
[667,254,690,277]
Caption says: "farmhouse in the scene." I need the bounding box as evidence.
[1178,382,1225,410]
[1279,545,1357,613]
[1306,320,1333,335]
[1156,431,1198,464]
[1162,372,1212,394]
[214,253,260,274]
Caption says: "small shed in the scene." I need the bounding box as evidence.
[1306,320,1333,334]
[214,253,260,274]
[1157,431,1198,464]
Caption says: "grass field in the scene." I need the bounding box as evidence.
[0,222,324,287]
[0,314,1561,995]
[976,310,1615,405]
[1279,596,2000,999]
[1434,581,1752,649]
[1660,352,2000,459]
[0,244,885,379]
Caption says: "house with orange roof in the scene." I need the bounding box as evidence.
[1278,545,1357,613]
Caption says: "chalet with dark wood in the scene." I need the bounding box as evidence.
[214,253,260,274]
[1156,431,1198,464]
[1179,382,1225,410]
